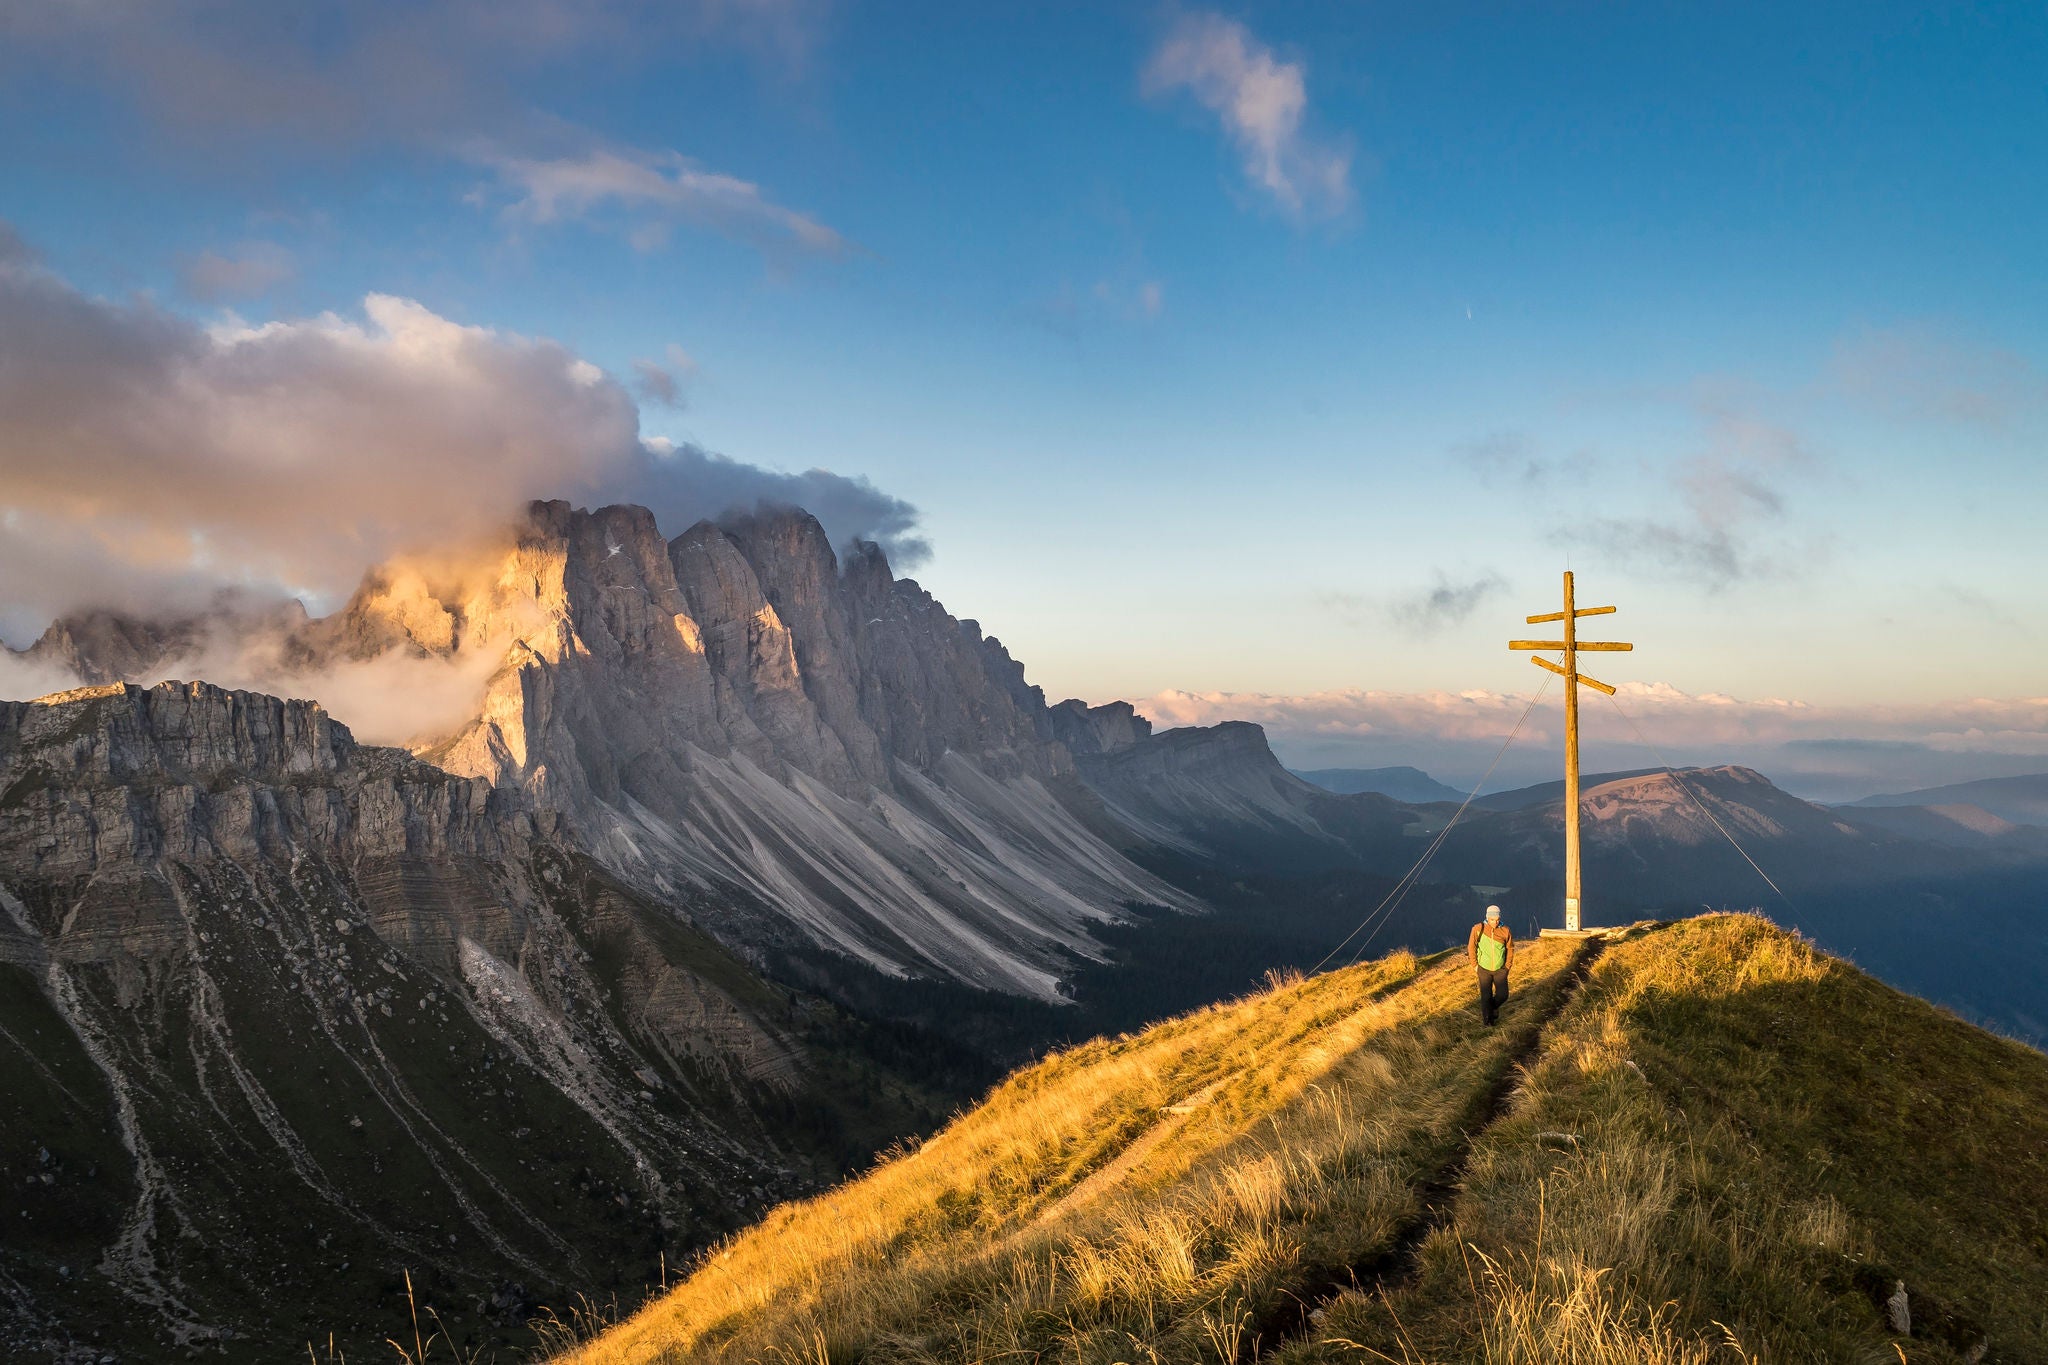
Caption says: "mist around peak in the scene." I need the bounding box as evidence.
[0,223,928,649]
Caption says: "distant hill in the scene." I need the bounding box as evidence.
[561,916,2048,1365]
[1292,764,1466,803]
[1470,767,1664,811]
[1836,801,2033,847]
[1847,773,2048,827]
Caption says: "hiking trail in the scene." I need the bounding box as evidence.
[1253,934,1611,1358]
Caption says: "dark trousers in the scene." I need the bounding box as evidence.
[1476,966,1509,1025]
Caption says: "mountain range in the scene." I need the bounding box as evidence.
[2,497,2043,1360]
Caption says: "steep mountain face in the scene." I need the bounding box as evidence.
[0,681,941,1362]
[24,502,1190,1000]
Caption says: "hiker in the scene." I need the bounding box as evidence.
[1468,904,1514,1026]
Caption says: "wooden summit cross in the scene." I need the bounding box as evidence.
[1509,572,1632,935]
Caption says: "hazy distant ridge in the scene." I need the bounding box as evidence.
[1292,765,1465,804]
[1845,772,2048,827]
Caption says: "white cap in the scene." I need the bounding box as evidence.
[1485,904,1501,919]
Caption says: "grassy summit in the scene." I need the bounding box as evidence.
[559,916,2048,1364]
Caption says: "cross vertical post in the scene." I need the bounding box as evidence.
[1562,571,1581,930]
[1508,572,1632,933]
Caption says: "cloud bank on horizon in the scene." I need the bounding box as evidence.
[1135,685,2048,801]
[0,225,927,643]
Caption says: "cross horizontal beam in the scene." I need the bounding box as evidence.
[1528,655,1616,694]
[1526,605,1616,623]
[1508,640,1634,651]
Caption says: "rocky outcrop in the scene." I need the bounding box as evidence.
[0,681,528,880]
[1077,721,1343,852]
[0,680,920,1362]
[1048,698,1151,757]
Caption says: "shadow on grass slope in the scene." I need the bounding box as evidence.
[1280,914,2048,1365]
[555,915,2047,1364]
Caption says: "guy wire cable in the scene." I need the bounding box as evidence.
[1338,672,1555,968]
[1600,689,1794,910]
[1309,671,1554,976]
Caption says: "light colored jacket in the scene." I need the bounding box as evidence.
[1467,922,1514,973]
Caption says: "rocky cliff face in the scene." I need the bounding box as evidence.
[1048,698,1151,757]
[254,501,1188,998]
[0,681,932,1362]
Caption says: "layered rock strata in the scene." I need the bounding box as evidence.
[0,681,874,1362]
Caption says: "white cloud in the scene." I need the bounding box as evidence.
[1143,11,1352,221]
[0,227,925,641]
[476,145,849,258]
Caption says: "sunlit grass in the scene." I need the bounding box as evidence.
[1278,914,2048,1364]
[556,913,2048,1364]
[556,939,1588,1364]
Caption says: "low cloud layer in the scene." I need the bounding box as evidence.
[1143,11,1352,221]
[1134,684,2048,802]
[0,228,928,644]
[0,615,513,749]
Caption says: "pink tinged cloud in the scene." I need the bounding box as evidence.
[1134,685,2048,763]
[1143,11,1352,221]
[0,230,927,739]
[0,236,925,641]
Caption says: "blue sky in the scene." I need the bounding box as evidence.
[2,1,2044,792]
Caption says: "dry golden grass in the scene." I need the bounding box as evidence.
[561,913,2048,1364]
[557,939,1589,1364]
[1279,914,2048,1365]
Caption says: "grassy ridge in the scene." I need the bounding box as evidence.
[559,938,1592,1363]
[1282,915,2048,1364]
[563,915,2048,1365]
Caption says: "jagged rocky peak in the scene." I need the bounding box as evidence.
[6,499,1191,996]
[25,613,197,684]
[1049,698,1152,756]
[17,597,316,682]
